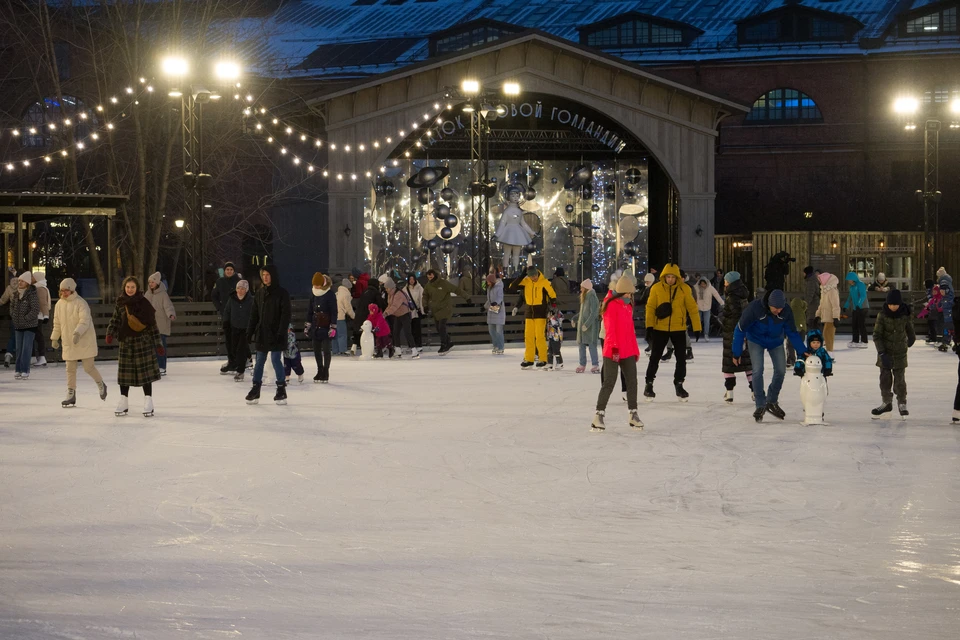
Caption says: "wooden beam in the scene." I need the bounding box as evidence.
[0,206,116,217]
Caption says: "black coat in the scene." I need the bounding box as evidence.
[306,288,337,339]
[247,265,291,352]
[212,273,240,313]
[763,251,792,293]
[223,291,253,331]
[721,279,753,374]
[354,283,381,327]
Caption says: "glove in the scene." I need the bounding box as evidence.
[304,322,312,336]
[72,333,80,345]
[328,327,337,338]
[157,346,166,357]
[169,315,176,321]
[42,317,49,325]
[105,334,114,345]
[511,307,518,316]
[50,338,60,350]
[840,314,848,320]
[880,352,892,369]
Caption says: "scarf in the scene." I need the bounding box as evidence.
[117,292,157,333]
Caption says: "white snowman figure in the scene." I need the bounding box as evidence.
[799,354,828,425]
[359,320,375,361]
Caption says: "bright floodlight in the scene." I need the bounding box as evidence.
[893,96,919,115]
[461,79,480,95]
[951,99,960,114]
[503,82,521,96]
[161,56,189,77]
[174,219,185,229]
[214,61,241,80]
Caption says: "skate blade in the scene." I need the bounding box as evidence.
[631,424,644,431]
[246,399,259,405]
[275,400,287,405]
[143,412,154,417]
[677,397,689,403]
[724,399,733,404]
[114,411,128,417]
[644,397,655,403]
[590,426,605,432]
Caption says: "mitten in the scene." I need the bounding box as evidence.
[157,346,166,357]
[50,338,60,350]
[880,352,892,369]
[328,327,337,338]
[42,317,49,325]
[105,334,114,345]
[72,333,80,345]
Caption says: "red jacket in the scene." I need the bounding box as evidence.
[367,303,391,336]
[601,294,640,361]
[352,273,370,299]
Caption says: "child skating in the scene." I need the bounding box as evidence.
[367,303,394,358]
[284,324,304,384]
[546,302,564,370]
[871,289,915,420]
[793,329,833,378]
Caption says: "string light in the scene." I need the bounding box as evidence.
[293,157,300,165]
[10,130,19,137]
[63,118,72,126]
[285,126,292,134]
[110,97,118,104]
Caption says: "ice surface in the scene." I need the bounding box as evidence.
[2,341,959,639]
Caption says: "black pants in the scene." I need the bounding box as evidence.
[851,308,868,343]
[597,357,638,411]
[393,313,416,349]
[646,329,688,383]
[954,359,960,411]
[436,318,450,349]
[223,322,235,364]
[313,337,332,381]
[121,383,152,397]
[411,317,422,348]
[226,326,250,373]
[548,340,562,365]
[33,325,45,359]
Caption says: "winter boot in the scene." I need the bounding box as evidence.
[629,410,644,430]
[643,382,656,402]
[590,411,605,432]
[97,380,108,401]
[660,349,673,362]
[765,402,786,420]
[143,396,154,417]
[520,360,534,369]
[753,405,766,422]
[871,402,892,418]
[535,361,547,370]
[953,410,960,424]
[675,382,689,402]
[234,371,244,383]
[898,402,909,418]
[3,352,11,367]
[274,384,287,405]
[115,396,129,416]
[62,388,76,408]
[723,390,734,403]
[245,383,261,405]
[685,348,694,361]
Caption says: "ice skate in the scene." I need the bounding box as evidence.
[555,362,563,370]
[590,411,605,432]
[220,363,233,375]
[753,406,766,422]
[412,348,421,359]
[245,383,261,405]
[19,372,29,380]
[575,365,586,373]
[234,371,244,383]
[953,410,960,424]
[62,388,76,408]
[297,374,304,384]
[938,343,949,352]
[535,361,547,370]
[643,382,655,402]
[313,372,323,383]
[590,366,600,374]
[660,349,673,362]
[674,382,689,402]
[520,360,534,369]
[547,363,554,370]
[14,372,22,380]
[3,352,11,367]
[629,410,644,430]
[898,402,909,419]
[871,402,892,418]
[723,389,734,403]
[847,341,858,349]
[159,368,167,376]
[622,393,627,402]
[143,397,154,417]
[36,356,47,366]
[115,396,129,416]
[97,380,107,401]
[685,348,694,361]
[766,402,785,420]
[274,385,287,405]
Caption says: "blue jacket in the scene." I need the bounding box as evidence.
[843,272,868,310]
[793,330,833,377]
[939,274,954,324]
[732,298,806,357]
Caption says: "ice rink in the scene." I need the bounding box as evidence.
[2,340,959,639]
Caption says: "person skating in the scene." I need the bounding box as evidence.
[50,278,107,407]
[731,289,807,422]
[404,273,425,349]
[937,267,955,350]
[246,264,291,405]
[1,276,19,367]
[351,276,381,356]
[644,263,700,401]
[815,272,841,355]
[423,269,467,355]
[786,295,807,366]
[842,271,869,348]
[213,262,240,373]
[919,281,943,344]
[144,272,176,376]
[551,267,571,295]
[106,276,163,416]
[954,337,960,424]
[694,277,724,341]
[31,271,51,366]
[571,279,600,373]
[350,268,371,299]
[802,266,821,331]
[546,301,564,370]
[484,273,505,355]
[367,303,394,358]
[305,272,338,380]
[793,329,834,378]
[720,272,753,403]
[637,272,655,354]
[591,275,643,432]
[384,276,418,357]
[510,266,557,369]
[871,289,915,419]
[222,280,253,381]
[10,272,40,379]
[334,278,355,355]
[283,324,305,384]
[763,252,795,297]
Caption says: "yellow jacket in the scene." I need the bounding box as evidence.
[513,271,557,319]
[645,263,702,333]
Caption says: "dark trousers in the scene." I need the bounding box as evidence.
[411,317,422,348]
[284,355,304,377]
[852,308,868,343]
[929,319,939,341]
[223,322,235,363]
[955,359,960,411]
[436,318,450,349]
[120,383,152,396]
[645,329,688,383]
[393,313,416,349]
[313,337,332,380]
[879,367,907,403]
[548,340,562,365]
[597,357,638,411]
[33,324,46,359]
[226,327,250,373]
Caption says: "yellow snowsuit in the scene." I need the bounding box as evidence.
[513,271,557,363]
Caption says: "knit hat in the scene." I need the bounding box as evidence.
[236,279,249,290]
[803,266,813,276]
[341,278,352,289]
[724,271,740,284]
[554,267,565,277]
[382,276,396,290]
[485,274,497,286]
[224,261,235,270]
[312,272,325,287]
[351,268,362,278]
[609,269,623,286]
[885,289,903,305]
[643,273,655,285]
[32,271,45,283]
[148,271,162,285]
[614,276,636,294]
[18,271,32,285]
[580,279,593,290]
[59,278,77,292]
[767,289,787,308]
[877,272,886,281]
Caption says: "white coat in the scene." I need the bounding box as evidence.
[50,293,99,360]
[144,282,176,335]
[336,285,355,321]
[403,281,424,319]
[694,280,724,312]
[816,275,841,321]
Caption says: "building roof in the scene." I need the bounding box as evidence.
[251,0,960,78]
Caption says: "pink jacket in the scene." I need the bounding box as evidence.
[367,304,391,336]
[918,287,943,319]
[601,294,640,361]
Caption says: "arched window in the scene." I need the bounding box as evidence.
[21,96,97,148]
[745,88,822,124]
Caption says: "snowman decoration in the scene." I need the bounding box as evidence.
[799,355,828,425]
[494,184,536,275]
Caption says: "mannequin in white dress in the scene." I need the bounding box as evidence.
[495,186,535,274]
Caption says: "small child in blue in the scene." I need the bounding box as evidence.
[793,329,833,377]
[546,302,564,370]
[283,324,304,384]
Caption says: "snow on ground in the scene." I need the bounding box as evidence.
[1,340,959,640]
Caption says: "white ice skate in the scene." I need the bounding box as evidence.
[143,396,154,417]
[62,388,76,408]
[359,321,374,361]
[591,411,605,432]
[799,355,828,425]
[629,410,644,430]
[115,396,129,417]
[723,389,734,403]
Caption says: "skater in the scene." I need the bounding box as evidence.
[551,267,571,295]
[871,289,915,419]
[10,271,40,379]
[367,303,394,358]
[404,273,425,349]
[694,277,724,341]
[937,267,955,349]
[510,266,558,369]
[803,266,821,331]
[786,295,807,366]
[919,281,943,344]
[720,271,753,403]
[334,277,355,355]
[31,271,50,366]
[763,252,795,297]
[106,276,163,416]
[637,272,655,353]
[644,263,700,401]
[843,271,869,347]
[306,272,338,381]
[815,272,841,354]
[384,276,418,357]
[222,279,253,381]
[246,264,292,405]
[145,272,176,376]
[546,301,564,370]
[1,276,18,367]
[423,269,466,355]
[50,278,107,407]
[571,278,600,373]
[351,268,371,299]
[483,272,505,355]
[213,262,240,373]
[591,274,643,432]
[731,289,807,422]
[793,329,833,378]
[351,275,381,355]
[283,324,305,384]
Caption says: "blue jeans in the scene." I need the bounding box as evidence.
[253,350,285,386]
[747,340,786,409]
[333,319,348,354]
[578,342,599,367]
[158,334,167,370]
[488,324,504,351]
[15,330,35,374]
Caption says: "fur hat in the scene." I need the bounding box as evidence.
[148,271,162,285]
[643,273,655,285]
[937,267,947,278]
[885,289,903,305]
[580,279,593,290]
[312,272,325,287]
[18,271,32,285]
[382,276,396,290]
[767,289,787,308]
[236,279,249,290]
[59,278,77,292]
[614,276,636,294]
[724,271,740,284]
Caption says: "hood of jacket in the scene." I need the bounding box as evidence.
[845,271,862,284]
[881,302,912,318]
[660,263,681,281]
[820,274,839,290]
[261,264,281,290]
[147,281,168,295]
[725,278,749,301]
[805,329,825,349]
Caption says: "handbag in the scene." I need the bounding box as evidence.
[405,286,421,315]
[126,306,147,332]
[654,288,678,320]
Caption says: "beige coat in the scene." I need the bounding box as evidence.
[336,285,355,321]
[50,293,99,360]
[816,274,842,321]
[144,282,176,335]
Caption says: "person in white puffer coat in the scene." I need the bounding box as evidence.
[50,278,107,407]
[335,278,355,355]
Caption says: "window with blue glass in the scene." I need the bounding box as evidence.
[745,89,822,124]
[904,6,957,35]
[584,19,684,48]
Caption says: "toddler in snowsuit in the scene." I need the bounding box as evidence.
[793,329,833,378]
[871,289,915,418]
[546,303,564,370]
[283,324,304,384]
[367,303,394,358]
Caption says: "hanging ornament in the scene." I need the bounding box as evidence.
[417,188,434,205]
[551,177,558,184]
[524,187,536,201]
[441,240,455,254]
[625,168,642,183]
[623,241,638,257]
[523,241,537,254]
[444,214,458,228]
[565,204,575,214]
[440,187,456,202]
[406,165,449,188]
[435,203,451,219]
[591,203,600,212]
[440,227,453,239]
[426,238,440,250]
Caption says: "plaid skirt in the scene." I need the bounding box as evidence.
[117,330,161,387]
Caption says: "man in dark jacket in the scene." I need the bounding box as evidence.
[245,264,291,405]
[214,262,241,373]
[802,266,821,331]
[352,278,382,355]
[223,279,253,380]
[763,252,795,296]
[423,269,467,355]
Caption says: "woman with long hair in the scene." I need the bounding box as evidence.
[106,276,163,417]
[571,279,600,373]
[591,277,644,432]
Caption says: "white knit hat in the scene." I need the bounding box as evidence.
[59,278,77,292]
[148,271,162,285]
[18,271,32,285]
[643,273,656,285]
